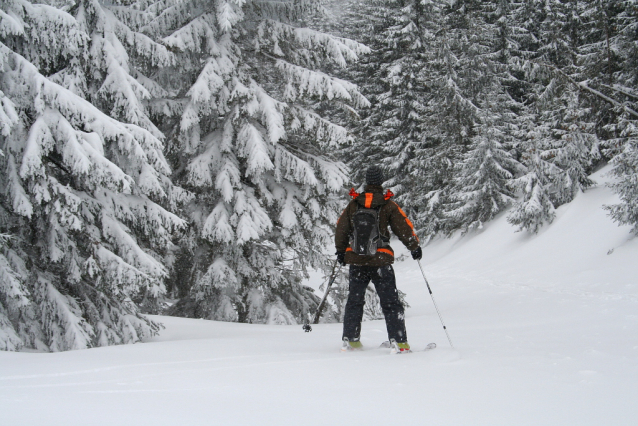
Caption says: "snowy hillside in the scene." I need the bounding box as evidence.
[417,166,638,306]
[1,168,636,425]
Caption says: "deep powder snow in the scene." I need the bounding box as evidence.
[1,168,637,425]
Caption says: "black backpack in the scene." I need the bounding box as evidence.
[351,205,381,256]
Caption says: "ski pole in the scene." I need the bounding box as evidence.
[313,259,342,324]
[303,259,342,331]
[417,260,455,349]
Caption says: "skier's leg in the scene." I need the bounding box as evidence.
[342,265,371,341]
[372,265,408,343]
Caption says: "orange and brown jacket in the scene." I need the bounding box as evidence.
[335,185,420,267]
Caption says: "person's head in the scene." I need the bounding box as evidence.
[366,165,384,186]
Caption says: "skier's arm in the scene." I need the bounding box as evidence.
[388,201,420,251]
[335,203,352,253]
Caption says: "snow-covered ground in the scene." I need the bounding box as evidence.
[1,168,637,425]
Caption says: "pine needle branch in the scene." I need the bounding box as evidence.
[599,84,638,101]
[534,60,638,119]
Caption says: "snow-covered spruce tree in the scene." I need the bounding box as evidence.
[444,126,522,233]
[507,137,560,233]
[373,0,457,239]
[67,0,174,143]
[599,0,638,234]
[0,1,184,351]
[508,0,637,234]
[585,1,638,233]
[525,0,600,208]
[322,0,392,170]
[338,0,532,238]
[68,0,192,311]
[310,0,383,185]
[437,0,526,234]
[542,90,600,205]
[578,0,626,143]
[604,133,638,234]
[142,0,369,323]
[529,83,600,210]
[0,230,30,351]
[343,0,481,239]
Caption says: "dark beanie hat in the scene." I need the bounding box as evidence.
[366,165,384,186]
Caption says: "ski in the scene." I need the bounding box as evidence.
[379,341,437,352]
[424,342,437,351]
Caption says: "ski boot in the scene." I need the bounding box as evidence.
[341,337,363,352]
[389,339,411,354]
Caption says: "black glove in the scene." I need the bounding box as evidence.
[411,246,422,261]
[336,251,346,266]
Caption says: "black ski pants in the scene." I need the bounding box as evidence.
[342,264,408,343]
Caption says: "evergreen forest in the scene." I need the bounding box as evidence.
[1,0,637,351]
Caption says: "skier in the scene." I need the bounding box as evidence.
[335,165,422,354]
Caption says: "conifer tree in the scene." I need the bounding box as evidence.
[379,0,462,238]
[346,0,484,238]
[433,0,525,234]
[500,0,599,235]
[0,0,184,351]
[445,127,522,233]
[528,0,600,207]
[507,138,559,233]
[338,0,637,236]
[605,135,638,234]
[601,1,638,233]
[142,0,369,323]
[578,0,624,139]
[317,0,384,180]
[368,0,449,230]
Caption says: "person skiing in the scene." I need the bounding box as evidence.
[335,165,422,354]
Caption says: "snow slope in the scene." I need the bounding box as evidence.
[1,168,637,425]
